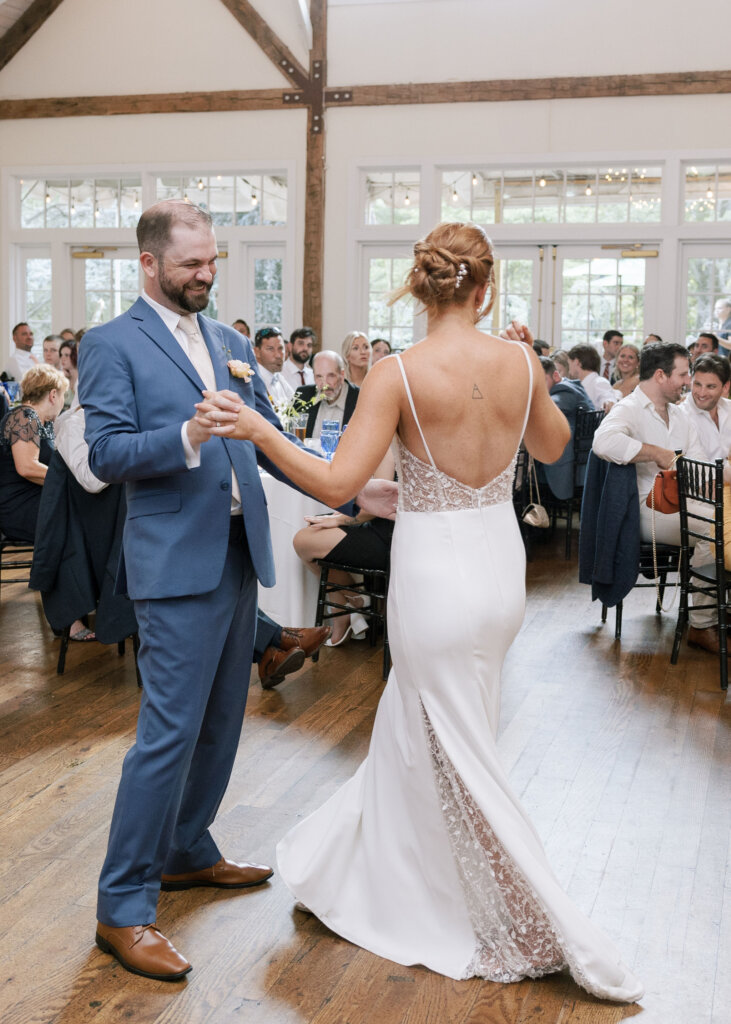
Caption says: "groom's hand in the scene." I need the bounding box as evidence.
[190,389,244,444]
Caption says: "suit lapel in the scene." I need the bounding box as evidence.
[129,297,204,391]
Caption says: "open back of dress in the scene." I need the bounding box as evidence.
[276,345,643,1002]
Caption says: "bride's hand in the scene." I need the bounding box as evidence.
[195,390,264,441]
[499,320,534,348]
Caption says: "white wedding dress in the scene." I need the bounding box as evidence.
[277,349,643,1003]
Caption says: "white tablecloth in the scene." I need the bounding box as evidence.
[257,473,331,626]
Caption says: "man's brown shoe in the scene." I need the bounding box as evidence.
[687,626,730,657]
[280,625,332,658]
[95,923,191,981]
[161,857,273,891]
[258,645,305,689]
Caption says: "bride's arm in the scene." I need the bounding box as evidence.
[196,358,402,508]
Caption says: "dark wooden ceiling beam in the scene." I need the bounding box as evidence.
[0,0,66,74]
[0,88,303,120]
[324,70,731,107]
[301,0,327,341]
[218,0,309,89]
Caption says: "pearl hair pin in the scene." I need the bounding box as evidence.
[454,263,468,289]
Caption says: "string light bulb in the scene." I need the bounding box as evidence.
[251,190,258,207]
[45,193,50,205]
[538,178,546,188]
[706,187,714,199]
[585,185,593,196]
[451,187,459,203]
[133,194,139,208]
[197,178,205,191]
[472,173,478,186]
[403,192,410,206]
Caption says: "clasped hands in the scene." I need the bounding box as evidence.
[189,390,259,445]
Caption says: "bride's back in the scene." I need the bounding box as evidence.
[394,331,532,490]
[386,222,534,490]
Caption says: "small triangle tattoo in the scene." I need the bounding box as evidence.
[472,384,484,400]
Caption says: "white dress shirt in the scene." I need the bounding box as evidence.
[312,386,347,439]
[677,394,731,462]
[592,385,705,502]
[257,363,294,407]
[5,347,37,381]
[55,404,108,494]
[580,371,617,411]
[282,357,314,390]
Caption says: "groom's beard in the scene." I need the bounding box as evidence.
[159,266,213,314]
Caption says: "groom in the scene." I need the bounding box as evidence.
[79,200,395,982]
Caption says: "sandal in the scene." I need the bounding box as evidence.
[70,626,96,642]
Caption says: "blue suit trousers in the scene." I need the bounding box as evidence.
[97,529,257,927]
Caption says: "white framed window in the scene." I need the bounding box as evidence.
[365,249,416,350]
[156,174,288,227]
[20,177,142,230]
[19,249,53,351]
[681,246,731,340]
[364,169,421,226]
[441,164,662,225]
[683,163,731,222]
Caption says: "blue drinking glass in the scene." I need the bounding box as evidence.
[320,430,338,461]
[3,381,20,405]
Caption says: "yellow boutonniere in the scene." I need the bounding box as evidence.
[228,359,255,382]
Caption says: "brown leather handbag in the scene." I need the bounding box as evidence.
[645,455,680,514]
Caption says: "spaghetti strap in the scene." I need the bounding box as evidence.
[395,354,440,475]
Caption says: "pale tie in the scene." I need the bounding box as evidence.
[177,315,217,393]
[178,314,242,509]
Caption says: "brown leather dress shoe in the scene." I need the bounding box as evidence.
[161,856,274,891]
[95,922,191,981]
[280,625,332,658]
[687,625,730,656]
[258,645,306,688]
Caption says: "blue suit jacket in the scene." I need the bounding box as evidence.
[541,379,590,500]
[79,297,297,600]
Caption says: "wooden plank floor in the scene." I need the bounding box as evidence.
[0,535,728,1024]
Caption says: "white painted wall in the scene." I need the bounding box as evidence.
[328,0,731,85]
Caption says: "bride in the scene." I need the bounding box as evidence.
[196,222,643,1003]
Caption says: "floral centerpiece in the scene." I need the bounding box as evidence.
[271,390,325,432]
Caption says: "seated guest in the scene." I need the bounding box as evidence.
[596,329,623,380]
[0,385,9,418]
[611,342,641,398]
[643,332,663,346]
[293,451,395,646]
[232,318,250,337]
[254,327,294,407]
[678,353,731,460]
[532,339,551,357]
[341,330,371,387]
[567,343,617,411]
[282,327,316,390]
[0,364,90,640]
[715,297,731,342]
[535,356,589,500]
[294,350,359,439]
[59,328,76,342]
[370,338,391,364]
[592,342,724,655]
[59,339,78,409]
[552,350,570,378]
[253,611,331,689]
[694,331,720,355]
[42,334,63,368]
[4,322,38,380]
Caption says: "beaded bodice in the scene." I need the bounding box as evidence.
[395,438,517,512]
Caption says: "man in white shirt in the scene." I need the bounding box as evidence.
[678,353,731,462]
[253,327,294,408]
[281,327,315,390]
[5,322,39,380]
[595,329,623,380]
[593,342,722,654]
[693,332,720,356]
[568,344,617,411]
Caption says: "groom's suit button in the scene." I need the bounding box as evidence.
[220,481,230,491]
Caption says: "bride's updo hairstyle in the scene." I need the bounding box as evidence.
[391,222,496,318]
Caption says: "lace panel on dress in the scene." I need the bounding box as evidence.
[0,406,49,450]
[420,700,577,985]
[396,438,516,513]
